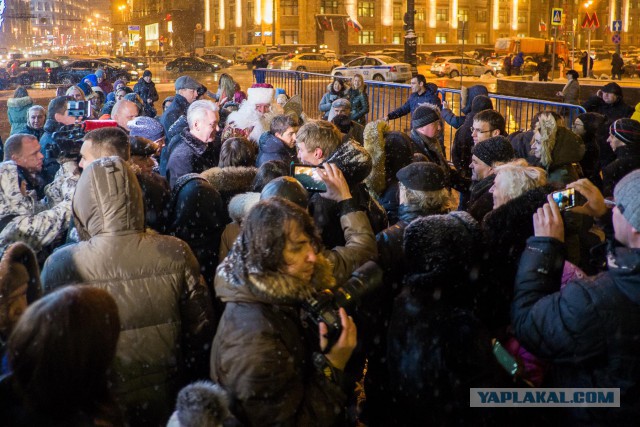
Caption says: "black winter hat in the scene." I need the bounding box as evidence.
[471,135,514,166]
[602,82,623,97]
[396,162,446,191]
[411,104,440,129]
[260,176,309,209]
[610,118,640,147]
[471,95,493,113]
[143,70,152,77]
[384,131,414,178]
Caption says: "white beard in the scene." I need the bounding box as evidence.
[226,102,284,143]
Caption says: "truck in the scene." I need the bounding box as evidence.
[495,37,568,66]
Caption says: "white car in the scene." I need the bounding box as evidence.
[331,55,412,82]
[280,53,342,73]
[430,56,494,78]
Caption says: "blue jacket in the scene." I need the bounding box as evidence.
[159,94,190,135]
[387,83,441,120]
[513,237,640,424]
[512,53,524,68]
[256,132,297,167]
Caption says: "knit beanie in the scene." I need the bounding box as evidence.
[610,118,640,148]
[411,104,440,129]
[602,82,623,97]
[471,135,515,166]
[613,169,640,231]
[128,116,165,141]
[396,162,446,191]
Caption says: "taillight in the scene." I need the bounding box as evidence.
[389,66,397,72]
[45,67,51,73]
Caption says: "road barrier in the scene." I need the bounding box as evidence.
[260,69,586,158]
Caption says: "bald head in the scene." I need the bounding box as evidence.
[111,100,139,131]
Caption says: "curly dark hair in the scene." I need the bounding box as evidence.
[238,198,322,274]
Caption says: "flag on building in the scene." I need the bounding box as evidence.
[347,16,363,32]
[604,24,611,35]
[539,20,547,31]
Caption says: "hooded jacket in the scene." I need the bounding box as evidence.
[7,96,33,135]
[256,131,298,167]
[40,157,215,426]
[441,85,489,129]
[529,125,586,186]
[166,128,219,187]
[210,200,376,426]
[309,140,387,249]
[387,83,442,120]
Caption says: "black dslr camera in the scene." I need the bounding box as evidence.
[303,261,383,353]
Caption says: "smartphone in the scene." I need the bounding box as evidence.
[290,163,327,193]
[492,340,519,377]
[551,188,586,211]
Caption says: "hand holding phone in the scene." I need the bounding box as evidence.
[291,163,327,193]
[551,188,585,211]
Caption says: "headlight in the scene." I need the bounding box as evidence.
[131,70,139,75]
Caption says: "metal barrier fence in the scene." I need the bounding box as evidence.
[260,69,586,157]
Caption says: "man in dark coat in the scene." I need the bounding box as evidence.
[602,118,640,197]
[611,52,624,80]
[133,70,159,118]
[512,171,640,425]
[386,74,441,121]
[39,96,80,185]
[536,56,552,81]
[580,51,593,78]
[166,100,220,187]
[256,114,298,167]
[408,104,450,181]
[159,75,201,135]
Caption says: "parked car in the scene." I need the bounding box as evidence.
[430,56,494,78]
[116,56,149,70]
[9,58,62,85]
[50,60,133,85]
[165,56,220,72]
[331,55,412,82]
[246,51,288,69]
[281,53,342,73]
[201,53,234,68]
[267,54,289,70]
[96,57,136,71]
[338,53,362,64]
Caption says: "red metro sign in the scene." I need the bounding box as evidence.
[581,12,600,29]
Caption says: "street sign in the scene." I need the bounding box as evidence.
[581,12,600,29]
[612,20,622,32]
[128,25,140,32]
[552,8,563,26]
[612,34,621,44]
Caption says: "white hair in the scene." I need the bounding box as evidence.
[187,100,220,129]
[493,159,547,202]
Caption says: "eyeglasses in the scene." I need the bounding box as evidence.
[470,127,493,134]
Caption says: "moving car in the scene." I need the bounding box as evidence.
[116,56,149,70]
[280,53,342,73]
[9,58,62,85]
[165,56,220,72]
[201,53,234,68]
[430,56,494,78]
[331,55,412,82]
[50,60,133,85]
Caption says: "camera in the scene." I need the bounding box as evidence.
[290,162,327,193]
[551,188,586,211]
[67,100,91,118]
[303,261,383,353]
[48,119,118,160]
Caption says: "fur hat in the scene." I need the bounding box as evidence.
[610,118,640,147]
[247,86,275,105]
[128,116,165,141]
[260,176,309,209]
[166,381,236,427]
[471,135,514,166]
[396,162,446,191]
[614,169,640,231]
[175,75,201,91]
[363,120,390,195]
[404,211,480,279]
[411,103,440,129]
[602,82,623,97]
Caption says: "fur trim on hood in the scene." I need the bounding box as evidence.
[0,241,41,314]
[227,192,260,224]
[201,166,257,195]
[326,139,372,187]
[7,96,33,109]
[363,120,390,195]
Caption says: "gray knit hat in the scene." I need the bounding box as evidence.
[471,135,515,166]
[613,169,640,231]
[411,104,440,129]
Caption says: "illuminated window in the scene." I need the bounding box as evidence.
[359,30,375,44]
[393,32,401,44]
[436,32,447,43]
[499,9,508,23]
[477,10,487,22]
[358,1,375,17]
[416,8,425,20]
[281,30,298,43]
[475,33,488,44]
[518,14,527,23]
[320,0,339,14]
[393,7,401,20]
[436,8,447,21]
[417,33,425,44]
[281,0,298,15]
[458,9,468,22]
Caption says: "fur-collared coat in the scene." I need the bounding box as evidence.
[0,161,78,253]
[201,166,257,224]
[210,205,377,425]
[7,96,33,135]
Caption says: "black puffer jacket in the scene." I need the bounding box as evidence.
[256,131,297,167]
[39,119,66,184]
[310,140,387,248]
[513,237,640,425]
[602,144,640,197]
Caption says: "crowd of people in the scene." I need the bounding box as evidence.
[0,65,640,427]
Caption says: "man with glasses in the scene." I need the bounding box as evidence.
[470,109,505,145]
[159,75,202,135]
